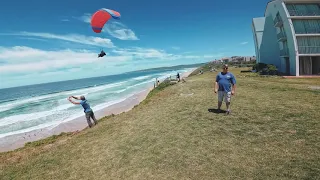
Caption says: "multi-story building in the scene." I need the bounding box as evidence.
[243,56,256,62]
[212,59,222,64]
[252,0,320,76]
[221,57,231,64]
[214,56,256,64]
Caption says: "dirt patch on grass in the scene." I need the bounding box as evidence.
[309,86,320,90]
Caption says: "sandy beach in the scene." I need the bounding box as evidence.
[0,69,196,153]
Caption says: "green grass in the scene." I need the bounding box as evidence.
[145,80,174,101]
[1,67,320,180]
[24,132,73,148]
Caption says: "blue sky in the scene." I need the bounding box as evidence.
[0,0,269,88]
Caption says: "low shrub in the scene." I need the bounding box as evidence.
[253,63,278,75]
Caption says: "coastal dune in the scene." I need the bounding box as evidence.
[1,66,319,180]
[0,70,195,152]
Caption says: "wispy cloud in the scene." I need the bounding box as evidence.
[240,41,248,45]
[25,68,82,78]
[203,54,223,58]
[1,32,115,48]
[76,13,91,23]
[171,46,180,50]
[112,47,180,60]
[0,46,128,74]
[79,13,138,41]
[182,51,194,54]
[17,37,48,42]
[112,47,223,61]
[61,19,70,22]
[104,22,139,40]
[0,45,221,74]
[0,45,223,88]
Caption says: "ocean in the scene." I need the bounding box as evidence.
[0,64,200,139]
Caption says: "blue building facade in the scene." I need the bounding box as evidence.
[252,17,265,64]
[252,0,320,76]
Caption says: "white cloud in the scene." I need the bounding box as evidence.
[0,46,129,74]
[182,51,194,54]
[104,22,139,40]
[203,54,223,58]
[112,47,181,60]
[79,13,138,40]
[112,47,223,61]
[17,37,48,42]
[1,32,114,48]
[183,55,199,59]
[240,41,248,45]
[0,46,223,88]
[171,46,180,50]
[184,54,223,59]
[15,68,83,79]
[0,46,222,74]
[77,13,91,23]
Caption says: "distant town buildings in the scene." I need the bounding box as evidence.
[212,56,256,64]
[252,0,320,76]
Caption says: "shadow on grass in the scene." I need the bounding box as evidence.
[208,108,227,114]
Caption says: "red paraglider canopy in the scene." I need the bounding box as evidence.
[91,8,121,33]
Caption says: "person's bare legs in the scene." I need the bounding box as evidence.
[225,92,231,115]
[226,102,230,114]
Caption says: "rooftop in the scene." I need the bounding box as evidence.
[282,0,320,2]
[264,0,320,16]
[252,17,266,32]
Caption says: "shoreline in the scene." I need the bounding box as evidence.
[0,69,196,153]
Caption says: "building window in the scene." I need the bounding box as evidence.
[296,36,320,54]
[286,4,320,16]
[292,20,320,34]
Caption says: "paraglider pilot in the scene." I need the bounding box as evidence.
[98,50,106,58]
[91,8,120,58]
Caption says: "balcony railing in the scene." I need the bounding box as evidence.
[295,27,320,34]
[274,18,283,27]
[277,32,287,41]
[298,46,320,54]
[280,49,289,56]
[288,10,320,16]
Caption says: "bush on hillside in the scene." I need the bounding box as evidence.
[237,64,255,68]
[265,64,278,75]
[253,63,278,75]
[252,63,267,72]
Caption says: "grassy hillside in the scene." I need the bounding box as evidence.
[1,67,320,180]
